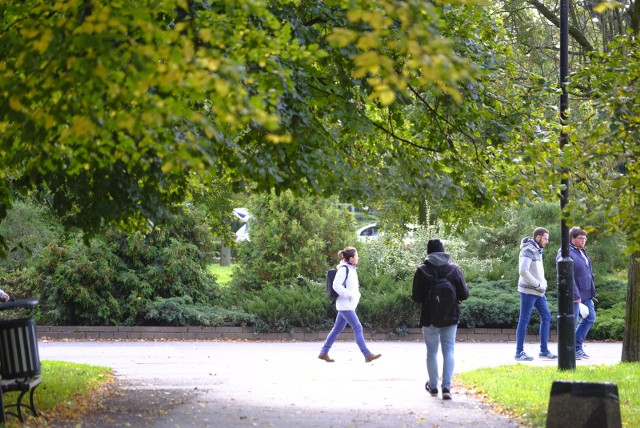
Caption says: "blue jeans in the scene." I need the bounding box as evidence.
[422,324,457,390]
[321,311,372,356]
[574,299,596,352]
[515,293,551,355]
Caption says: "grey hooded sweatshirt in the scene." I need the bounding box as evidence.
[518,237,547,296]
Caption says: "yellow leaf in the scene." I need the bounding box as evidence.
[266,133,292,143]
[199,28,212,43]
[44,113,55,129]
[69,115,96,138]
[375,86,396,106]
[118,114,136,133]
[215,79,229,97]
[356,34,380,50]
[326,28,358,48]
[9,96,26,112]
[19,28,39,39]
[593,1,623,14]
[161,159,173,173]
[346,9,363,22]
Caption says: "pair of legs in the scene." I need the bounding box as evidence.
[422,324,457,391]
[320,310,372,357]
[515,293,552,355]
[574,299,596,352]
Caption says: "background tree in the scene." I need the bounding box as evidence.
[570,34,640,361]
[232,190,354,290]
[0,0,479,244]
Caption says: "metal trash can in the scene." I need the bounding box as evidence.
[0,299,41,423]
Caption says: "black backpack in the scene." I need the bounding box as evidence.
[326,265,349,302]
[427,268,459,327]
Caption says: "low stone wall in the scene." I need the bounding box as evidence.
[36,325,557,343]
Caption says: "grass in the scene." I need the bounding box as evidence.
[458,362,640,427]
[208,263,235,286]
[4,360,112,427]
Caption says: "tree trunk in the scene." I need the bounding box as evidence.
[220,244,231,267]
[622,251,640,361]
[418,197,427,225]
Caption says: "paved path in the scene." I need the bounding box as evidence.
[38,341,622,427]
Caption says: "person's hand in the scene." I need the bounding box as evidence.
[0,293,10,302]
[574,298,581,303]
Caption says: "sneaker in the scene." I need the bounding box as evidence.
[577,349,590,359]
[539,351,558,360]
[442,388,452,400]
[575,352,582,360]
[425,383,438,397]
[514,351,534,361]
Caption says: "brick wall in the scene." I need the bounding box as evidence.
[36,325,557,343]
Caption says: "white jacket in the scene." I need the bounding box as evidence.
[332,261,361,311]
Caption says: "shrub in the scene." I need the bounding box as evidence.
[242,284,335,332]
[589,302,625,341]
[595,279,627,310]
[35,206,219,325]
[0,197,62,270]
[459,280,520,328]
[137,296,257,327]
[586,279,626,340]
[358,279,419,331]
[232,191,355,291]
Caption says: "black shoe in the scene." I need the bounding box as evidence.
[442,388,452,400]
[425,383,438,397]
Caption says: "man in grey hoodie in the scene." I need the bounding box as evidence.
[514,227,556,361]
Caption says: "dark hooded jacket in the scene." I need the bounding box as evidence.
[411,252,470,327]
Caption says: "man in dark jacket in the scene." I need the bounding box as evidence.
[412,239,469,401]
[557,227,597,360]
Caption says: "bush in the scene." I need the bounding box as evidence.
[589,302,626,340]
[357,279,419,331]
[595,279,627,310]
[587,279,626,340]
[0,197,62,270]
[35,206,220,325]
[242,283,335,332]
[232,191,355,291]
[137,296,258,327]
[459,280,520,328]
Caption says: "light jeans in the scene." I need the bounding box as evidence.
[320,311,372,356]
[574,298,596,352]
[422,324,457,390]
[515,293,552,355]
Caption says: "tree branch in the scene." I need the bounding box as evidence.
[525,0,594,52]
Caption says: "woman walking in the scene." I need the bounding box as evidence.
[412,239,469,400]
[318,246,381,363]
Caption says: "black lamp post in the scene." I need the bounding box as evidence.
[556,0,576,370]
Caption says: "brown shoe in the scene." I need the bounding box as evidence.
[365,353,382,363]
[318,353,335,363]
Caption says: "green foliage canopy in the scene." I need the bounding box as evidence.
[0,0,482,241]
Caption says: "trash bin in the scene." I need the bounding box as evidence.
[0,299,42,423]
[547,380,621,428]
